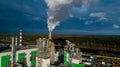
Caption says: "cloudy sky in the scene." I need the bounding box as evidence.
[0,0,120,35]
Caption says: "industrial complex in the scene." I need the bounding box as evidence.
[0,31,86,67]
[0,31,114,67]
[1,0,120,67]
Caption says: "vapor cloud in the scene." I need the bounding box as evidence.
[45,0,98,32]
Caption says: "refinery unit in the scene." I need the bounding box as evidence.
[0,31,99,67]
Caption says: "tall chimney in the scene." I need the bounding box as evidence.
[48,31,55,64]
[49,31,52,40]
[19,30,22,46]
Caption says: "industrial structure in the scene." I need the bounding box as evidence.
[19,30,22,46]
[0,46,37,67]
[0,30,100,67]
[36,38,50,67]
[0,30,37,67]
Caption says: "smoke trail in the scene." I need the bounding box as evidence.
[45,0,98,32]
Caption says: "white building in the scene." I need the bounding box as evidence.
[0,47,37,67]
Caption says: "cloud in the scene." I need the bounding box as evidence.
[85,12,108,25]
[113,24,119,29]
[90,12,107,21]
[45,0,99,32]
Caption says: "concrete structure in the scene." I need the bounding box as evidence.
[49,31,52,40]
[48,32,55,65]
[11,37,15,67]
[36,38,50,67]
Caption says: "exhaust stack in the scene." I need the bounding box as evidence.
[48,31,55,64]
[49,31,52,40]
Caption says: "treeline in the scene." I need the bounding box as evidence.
[65,36,120,49]
[0,34,48,45]
[1,34,120,57]
[1,34,120,48]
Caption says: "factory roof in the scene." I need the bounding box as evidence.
[0,45,37,53]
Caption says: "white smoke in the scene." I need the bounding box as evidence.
[45,0,98,32]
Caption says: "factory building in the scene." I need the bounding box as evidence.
[0,31,86,67]
[0,47,38,67]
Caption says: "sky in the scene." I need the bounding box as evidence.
[0,0,120,35]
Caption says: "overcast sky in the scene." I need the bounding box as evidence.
[0,0,120,35]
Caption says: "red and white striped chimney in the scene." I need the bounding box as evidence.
[19,30,22,46]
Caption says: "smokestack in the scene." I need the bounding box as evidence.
[48,31,55,64]
[49,31,52,40]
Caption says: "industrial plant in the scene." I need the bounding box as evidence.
[1,0,120,67]
[0,30,100,67]
[1,30,117,67]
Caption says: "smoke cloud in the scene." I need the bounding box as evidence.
[45,0,98,32]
